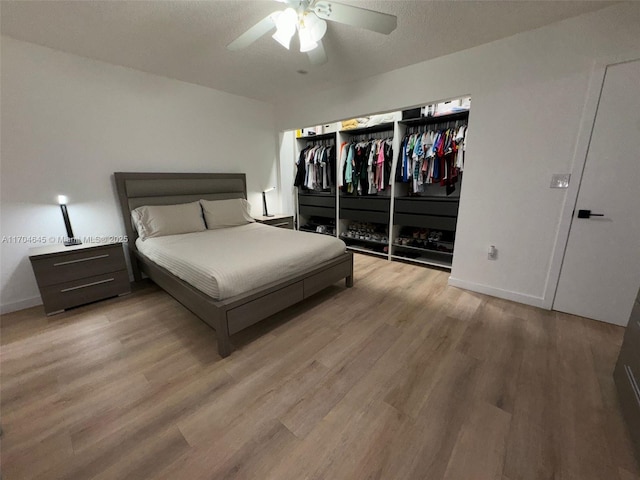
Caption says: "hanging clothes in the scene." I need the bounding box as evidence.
[341,137,393,196]
[294,142,336,191]
[397,123,468,195]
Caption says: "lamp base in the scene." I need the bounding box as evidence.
[263,214,275,218]
[63,238,82,247]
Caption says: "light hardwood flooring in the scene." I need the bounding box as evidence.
[1,254,639,480]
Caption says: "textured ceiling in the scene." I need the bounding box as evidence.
[1,0,614,102]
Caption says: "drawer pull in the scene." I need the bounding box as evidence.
[272,222,290,227]
[624,364,640,408]
[60,278,114,293]
[54,254,109,266]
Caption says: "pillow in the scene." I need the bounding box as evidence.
[200,198,255,229]
[131,201,206,241]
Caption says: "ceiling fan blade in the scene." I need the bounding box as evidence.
[307,40,328,65]
[227,13,278,51]
[312,1,397,35]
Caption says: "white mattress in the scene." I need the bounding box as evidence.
[136,223,347,300]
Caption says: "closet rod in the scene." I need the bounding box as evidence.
[350,131,393,142]
[406,120,467,134]
[305,138,335,147]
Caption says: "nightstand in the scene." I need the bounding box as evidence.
[29,242,131,315]
[254,214,294,229]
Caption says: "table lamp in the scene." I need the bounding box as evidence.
[262,187,276,217]
[57,195,82,246]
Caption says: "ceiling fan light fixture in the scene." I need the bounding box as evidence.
[305,13,327,42]
[272,7,297,50]
[299,28,318,53]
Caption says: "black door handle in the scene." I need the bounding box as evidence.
[577,209,605,219]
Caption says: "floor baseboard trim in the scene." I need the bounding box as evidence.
[448,277,546,309]
[1,296,42,315]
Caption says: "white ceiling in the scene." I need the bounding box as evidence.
[1,0,615,103]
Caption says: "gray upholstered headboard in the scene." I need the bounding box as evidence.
[114,172,247,252]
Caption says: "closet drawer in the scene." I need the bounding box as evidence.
[298,194,336,208]
[614,359,640,454]
[30,243,126,287]
[394,213,458,231]
[299,205,335,219]
[40,269,130,314]
[340,196,390,213]
[340,208,389,224]
[394,198,459,217]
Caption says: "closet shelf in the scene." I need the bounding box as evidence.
[399,110,469,127]
[341,234,389,247]
[297,132,336,142]
[300,227,336,237]
[396,195,460,201]
[299,190,334,196]
[393,243,453,256]
[340,122,395,136]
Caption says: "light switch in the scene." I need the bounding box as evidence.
[550,174,571,189]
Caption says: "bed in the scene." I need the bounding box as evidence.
[114,172,353,357]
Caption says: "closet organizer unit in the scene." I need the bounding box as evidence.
[391,110,469,268]
[337,122,394,257]
[292,98,470,271]
[295,132,337,237]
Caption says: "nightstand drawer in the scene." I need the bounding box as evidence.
[40,270,130,314]
[31,244,126,287]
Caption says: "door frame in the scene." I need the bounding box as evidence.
[543,53,640,310]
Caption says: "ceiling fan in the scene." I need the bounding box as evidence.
[226,0,397,65]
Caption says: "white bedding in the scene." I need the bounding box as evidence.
[136,223,347,300]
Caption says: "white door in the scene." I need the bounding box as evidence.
[553,59,640,327]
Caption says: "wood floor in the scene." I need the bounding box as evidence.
[1,254,639,480]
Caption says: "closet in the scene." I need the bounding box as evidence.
[392,110,469,268]
[338,122,395,257]
[294,132,337,236]
[292,97,470,270]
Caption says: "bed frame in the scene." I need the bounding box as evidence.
[114,172,353,358]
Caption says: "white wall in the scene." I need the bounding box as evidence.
[278,130,296,217]
[0,37,277,313]
[275,3,640,308]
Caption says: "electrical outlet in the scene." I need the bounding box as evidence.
[550,174,571,188]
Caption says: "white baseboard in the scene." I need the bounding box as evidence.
[0,296,42,315]
[447,277,547,309]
